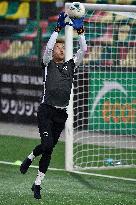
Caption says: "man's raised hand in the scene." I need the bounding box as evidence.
[70,17,84,34]
[55,12,71,32]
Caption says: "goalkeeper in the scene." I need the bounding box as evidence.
[20,12,87,200]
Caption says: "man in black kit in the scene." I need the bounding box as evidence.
[20,12,87,199]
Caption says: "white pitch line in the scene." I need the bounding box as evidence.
[0,160,65,171]
[0,160,136,182]
[72,170,136,182]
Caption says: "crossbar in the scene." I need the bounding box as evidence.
[65,3,136,12]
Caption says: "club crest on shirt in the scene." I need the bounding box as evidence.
[63,65,68,70]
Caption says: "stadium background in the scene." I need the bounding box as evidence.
[0,1,136,205]
[0,0,136,126]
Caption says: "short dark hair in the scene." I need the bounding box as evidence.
[56,38,65,44]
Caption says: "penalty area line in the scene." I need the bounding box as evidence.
[0,160,65,172]
[71,170,136,182]
[0,160,136,182]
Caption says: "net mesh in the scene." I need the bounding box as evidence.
[73,9,136,169]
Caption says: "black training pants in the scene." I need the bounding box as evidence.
[33,103,68,174]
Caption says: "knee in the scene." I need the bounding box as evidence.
[42,144,53,155]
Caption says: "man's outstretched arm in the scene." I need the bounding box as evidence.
[43,31,59,65]
[73,33,87,67]
[43,12,68,65]
[71,17,87,67]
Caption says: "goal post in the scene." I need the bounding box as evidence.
[65,25,74,171]
[65,3,136,172]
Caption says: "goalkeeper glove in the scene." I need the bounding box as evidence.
[71,17,84,34]
[54,12,68,32]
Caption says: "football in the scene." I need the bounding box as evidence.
[66,2,85,19]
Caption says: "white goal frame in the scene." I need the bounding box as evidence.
[65,3,136,172]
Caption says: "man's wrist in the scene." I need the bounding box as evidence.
[54,26,62,33]
[77,27,84,35]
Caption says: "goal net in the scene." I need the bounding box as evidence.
[65,3,136,171]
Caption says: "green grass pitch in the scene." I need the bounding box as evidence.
[0,135,136,205]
